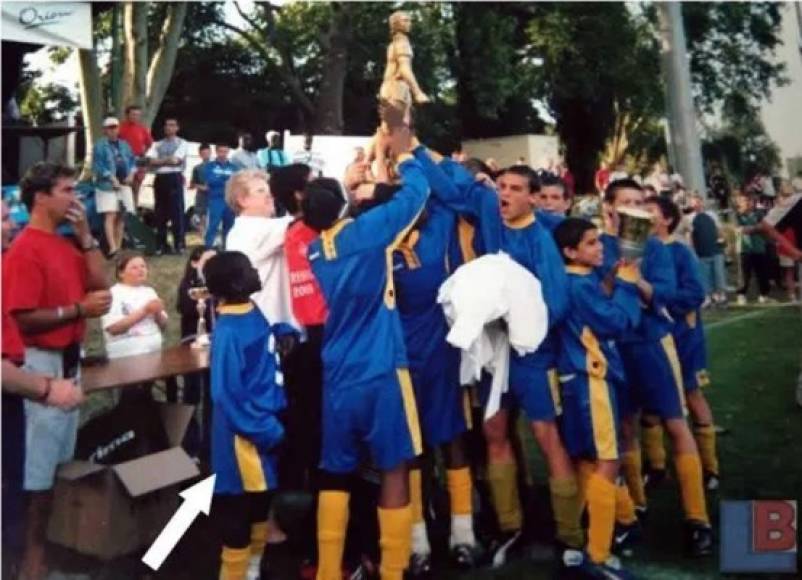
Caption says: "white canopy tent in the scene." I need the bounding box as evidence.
[1,2,92,50]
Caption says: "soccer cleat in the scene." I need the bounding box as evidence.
[561,549,639,579]
[704,471,720,491]
[612,521,642,558]
[684,520,714,557]
[634,505,648,523]
[488,530,524,568]
[406,552,432,578]
[450,543,480,570]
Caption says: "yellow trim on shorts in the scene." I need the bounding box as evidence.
[589,375,619,460]
[660,334,688,415]
[234,435,267,492]
[397,369,423,456]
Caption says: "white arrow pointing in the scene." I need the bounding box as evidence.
[142,474,216,571]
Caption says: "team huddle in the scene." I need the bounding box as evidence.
[206,127,718,580]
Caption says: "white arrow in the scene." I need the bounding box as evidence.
[142,474,216,571]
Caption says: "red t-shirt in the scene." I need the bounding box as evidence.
[284,220,327,326]
[118,121,153,157]
[2,258,25,363]
[3,228,88,349]
[595,168,610,192]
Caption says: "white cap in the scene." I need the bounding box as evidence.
[103,117,120,128]
[265,130,279,141]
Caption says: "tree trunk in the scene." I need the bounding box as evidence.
[123,2,148,114]
[144,2,188,127]
[77,49,103,179]
[313,4,352,134]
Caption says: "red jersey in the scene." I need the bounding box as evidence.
[3,228,88,349]
[118,121,153,157]
[595,168,610,192]
[284,220,327,326]
[2,258,25,363]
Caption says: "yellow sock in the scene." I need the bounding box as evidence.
[615,484,637,525]
[585,473,617,564]
[409,469,424,524]
[621,448,647,508]
[220,546,250,580]
[316,491,349,580]
[576,460,596,509]
[446,467,473,515]
[250,521,268,558]
[550,477,585,549]
[642,422,667,470]
[487,461,522,532]
[693,424,719,476]
[675,453,709,524]
[378,505,413,580]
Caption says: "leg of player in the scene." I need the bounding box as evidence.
[663,418,713,557]
[378,463,413,580]
[530,420,585,555]
[316,472,352,580]
[686,390,720,490]
[619,414,647,518]
[407,457,431,577]
[442,436,478,568]
[483,409,524,567]
[640,413,667,489]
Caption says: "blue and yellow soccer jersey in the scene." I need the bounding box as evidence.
[308,158,428,473]
[434,156,569,420]
[666,239,709,391]
[558,265,641,460]
[210,303,286,494]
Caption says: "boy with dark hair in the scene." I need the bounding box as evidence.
[602,182,712,557]
[303,126,427,580]
[270,163,312,217]
[553,217,641,579]
[643,196,720,491]
[203,251,287,580]
[191,143,212,240]
[538,174,571,218]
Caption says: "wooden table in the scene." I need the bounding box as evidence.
[80,344,209,392]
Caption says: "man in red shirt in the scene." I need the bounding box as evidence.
[118,105,153,206]
[4,163,111,580]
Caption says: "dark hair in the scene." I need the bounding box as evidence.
[646,196,681,234]
[463,158,492,177]
[497,165,540,193]
[124,105,141,114]
[19,162,77,211]
[540,174,567,198]
[271,164,312,214]
[182,246,212,280]
[302,178,346,231]
[164,117,179,125]
[203,252,261,303]
[198,143,211,151]
[604,178,643,204]
[115,251,145,278]
[553,217,597,263]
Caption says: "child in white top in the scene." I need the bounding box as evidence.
[102,252,168,359]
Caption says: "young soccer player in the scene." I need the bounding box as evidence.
[601,180,713,557]
[304,126,427,580]
[433,161,586,570]
[554,217,641,579]
[203,251,287,580]
[643,196,720,491]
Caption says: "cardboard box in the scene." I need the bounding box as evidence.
[47,404,200,560]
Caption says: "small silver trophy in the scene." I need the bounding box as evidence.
[188,286,211,349]
[617,207,654,259]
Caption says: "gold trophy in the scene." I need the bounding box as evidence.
[188,286,211,349]
[617,208,654,259]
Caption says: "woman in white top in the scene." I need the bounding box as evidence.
[102,252,168,359]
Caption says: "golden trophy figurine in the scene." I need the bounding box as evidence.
[188,286,211,349]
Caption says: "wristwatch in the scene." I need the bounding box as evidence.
[81,237,100,252]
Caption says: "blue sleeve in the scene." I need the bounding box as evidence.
[535,225,570,327]
[643,238,677,309]
[574,277,641,339]
[335,158,430,254]
[210,328,285,450]
[670,245,705,315]
[92,143,111,179]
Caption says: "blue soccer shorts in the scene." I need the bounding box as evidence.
[619,334,687,420]
[558,373,622,461]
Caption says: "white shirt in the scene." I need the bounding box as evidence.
[145,137,187,174]
[102,284,165,359]
[230,149,259,171]
[225,215,299,330]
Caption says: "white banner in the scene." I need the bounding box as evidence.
[1,2,92,50]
